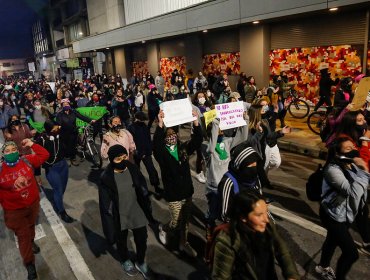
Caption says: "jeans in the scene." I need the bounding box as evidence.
[319,206,359,280]
[117,226,147,264]
[4,199,40,265]
[45,159,69,214]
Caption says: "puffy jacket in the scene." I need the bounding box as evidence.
[321,163,369,223]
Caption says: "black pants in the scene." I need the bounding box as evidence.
[134,155,160,187]
[355,203,370,243]
[319,207,359,280]
[147,109,158,129]
[196,147,203,174]
[116,226,147,264]
[61,132,78,160]
[314,95,332,111]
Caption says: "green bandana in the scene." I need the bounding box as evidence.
[166,145,179,161]
[215,142,228,160]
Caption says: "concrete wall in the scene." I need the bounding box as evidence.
[184,34,202,74]
[240,25,271,87]
[147,42,159,75]
[114,47,128,78]
[74,0,369,52]
[159,38,186,58]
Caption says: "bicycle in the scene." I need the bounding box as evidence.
[285,88,310,119]
[77,123,102,168]
[306,106,333,135]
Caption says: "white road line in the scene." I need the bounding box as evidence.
[269,205,327,236]
[39,190,95,280]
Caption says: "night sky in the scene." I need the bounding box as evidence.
[0,0,48,59]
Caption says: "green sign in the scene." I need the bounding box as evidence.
[66,58,79,68]
[76,106,108,128]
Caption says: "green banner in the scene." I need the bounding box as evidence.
[28,119,45,133]
[76,106,108,128]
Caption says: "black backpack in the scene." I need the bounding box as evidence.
[306,164,325,201]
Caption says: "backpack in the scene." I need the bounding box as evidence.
[306,164,325,201]
[205,223,230,270]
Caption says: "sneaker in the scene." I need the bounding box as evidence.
[32,241,40,254]
[179,242,197,258]
[121,260,138,277]
[315,265,336,280]
[135,262,150,279]
[158,224,167,245]
[26,263,38,280]
[195,172,206,184]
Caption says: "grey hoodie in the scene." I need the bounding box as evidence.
[205,118,248,191]
[321,163,369,223]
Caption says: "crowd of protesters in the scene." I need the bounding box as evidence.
[0,68,369,280]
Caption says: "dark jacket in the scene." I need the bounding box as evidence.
[153,124,202,202]
[98,162,151,244]
[147,92,162,112]
[56,109,92,135]
[334,88,353,109]
[212,223,300,280]
[36,134,66,168]
[128,121,152,157]
[319,75,339,97]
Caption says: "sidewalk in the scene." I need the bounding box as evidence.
[278,115,328,159]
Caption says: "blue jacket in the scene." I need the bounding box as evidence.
[321,163,369,223]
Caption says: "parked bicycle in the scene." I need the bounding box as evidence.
[77,123,102,168]
[307,106,333,135]
[285,88,310,119]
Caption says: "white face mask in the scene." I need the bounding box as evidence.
[35,105,42,110]
[207,91,212,97]
[198,97,206,105]
[262,105,269,114]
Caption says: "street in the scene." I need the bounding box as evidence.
[1,127,369,280]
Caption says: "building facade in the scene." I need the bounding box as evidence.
[71,0,369,100]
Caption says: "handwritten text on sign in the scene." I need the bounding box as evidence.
[215,101,247,130]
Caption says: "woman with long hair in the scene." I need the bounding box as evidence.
[212,189,299,279]
[316,137,369,280]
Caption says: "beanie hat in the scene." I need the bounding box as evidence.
[1,141,18,155]
[230,144,260,169]
[107,145,127,162]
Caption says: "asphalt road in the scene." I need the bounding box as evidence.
[0,135,369,280]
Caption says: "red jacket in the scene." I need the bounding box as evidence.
[0,144,49,210]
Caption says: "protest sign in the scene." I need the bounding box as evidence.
[215,101,246,130]
[76,106,109,128]
[160,98,196,127]
[203,109,217,128]
[350,77,370,111]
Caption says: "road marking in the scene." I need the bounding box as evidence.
[39,189,95,280]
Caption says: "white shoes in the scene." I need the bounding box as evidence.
[158,224,167,245]
[195,171,206,184]
[315,265,336,280]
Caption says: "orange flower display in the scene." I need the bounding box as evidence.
[132,61,149,77]
[160,56,187,88]
[270,45,362,102]
[202,52,240,76]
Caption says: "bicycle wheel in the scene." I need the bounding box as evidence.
[288,99,310,119]
[87,139,102,168]
[307,111,326,135]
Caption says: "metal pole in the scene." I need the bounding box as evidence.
[363,10,369,75]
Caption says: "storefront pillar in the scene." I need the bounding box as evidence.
[147,42,160,75]
[114,47,128,78]
[185,34,203,74]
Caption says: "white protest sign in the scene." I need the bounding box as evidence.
[215,101,247,130]
[161,98,196,127]
[46,82,56,93]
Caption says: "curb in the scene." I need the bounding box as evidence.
[278,139,328,159]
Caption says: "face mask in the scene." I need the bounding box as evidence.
[63,106,71,111]
[93,97,99,102]
[35,105,41,110]
[207,91,212,97]
[198,97,206,105]
[112,160,127,170]
[165,134,177,146]
[11,96,16,101]
[262,105,269,114]
[65,93,70,98]
[239,165,258,182]
[4,151,20,164]
[342,150,360,159]
[112,124,122,132]
[355,123,367,135]
[11,120,21,126]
